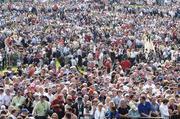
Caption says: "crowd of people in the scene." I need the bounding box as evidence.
[0,0,180,119]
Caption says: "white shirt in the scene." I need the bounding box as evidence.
[63,47,69,54]
[34,66,41,75]
[3,94,12,107]
[164,0,171,4]
[52,47,57,53]
[77,49,82,56]
[130,51,137,58]
[0,93,5,107]
[143,83,156,91]
[34,92,45,97]
[0,53,3,62]
[159,103,169,118]
[113,96,121,107]
[35,0,48,3]
[99,52,104,61]
[44,93,54,103]
[71,58,77,66]
[87,53,93,61]
[32,100,39,107]
[94,108,106,119]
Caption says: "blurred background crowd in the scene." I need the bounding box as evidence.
[0,0,179,119]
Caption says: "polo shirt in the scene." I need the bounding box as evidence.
[32,100,50,116]
[11,96,25,109]
[138,101,152,117]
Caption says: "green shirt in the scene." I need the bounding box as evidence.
[11,96,25,109]
[33,101,50,116]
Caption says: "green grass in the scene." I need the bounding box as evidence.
[0,67,18,75]
[0,59,86,75]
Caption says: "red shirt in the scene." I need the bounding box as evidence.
[120,60,131,70]
[103,59,111,69]
[51,99,64,112]
[5,37,13,46]
[84,35,91,42]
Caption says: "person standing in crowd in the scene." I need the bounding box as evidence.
[3,88,13,108]
[94,103,106,119]
[168,97,178,119]
[51,95,65,119]
[118,99,130,118]
[0,88,5,107]
[138,96,152,117]
[72,97,84,119]
[24,91,34,114]
[10,90,25,109]
[32,95,50,119]
[159,99,170,119]
[150,97,160,117]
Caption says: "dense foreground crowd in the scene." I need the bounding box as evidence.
[0,0,180,119]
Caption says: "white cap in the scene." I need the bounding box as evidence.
[1,105,6,110]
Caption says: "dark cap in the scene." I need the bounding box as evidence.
[162,99,169,104]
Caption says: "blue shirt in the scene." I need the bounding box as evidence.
[105,110,120,119]
[151,103,159,112]
[138,102,152,117]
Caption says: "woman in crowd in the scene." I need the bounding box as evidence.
[94,103,106,119]
[118,99,130,118]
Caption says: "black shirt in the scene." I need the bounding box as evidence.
[118,106,130,115]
